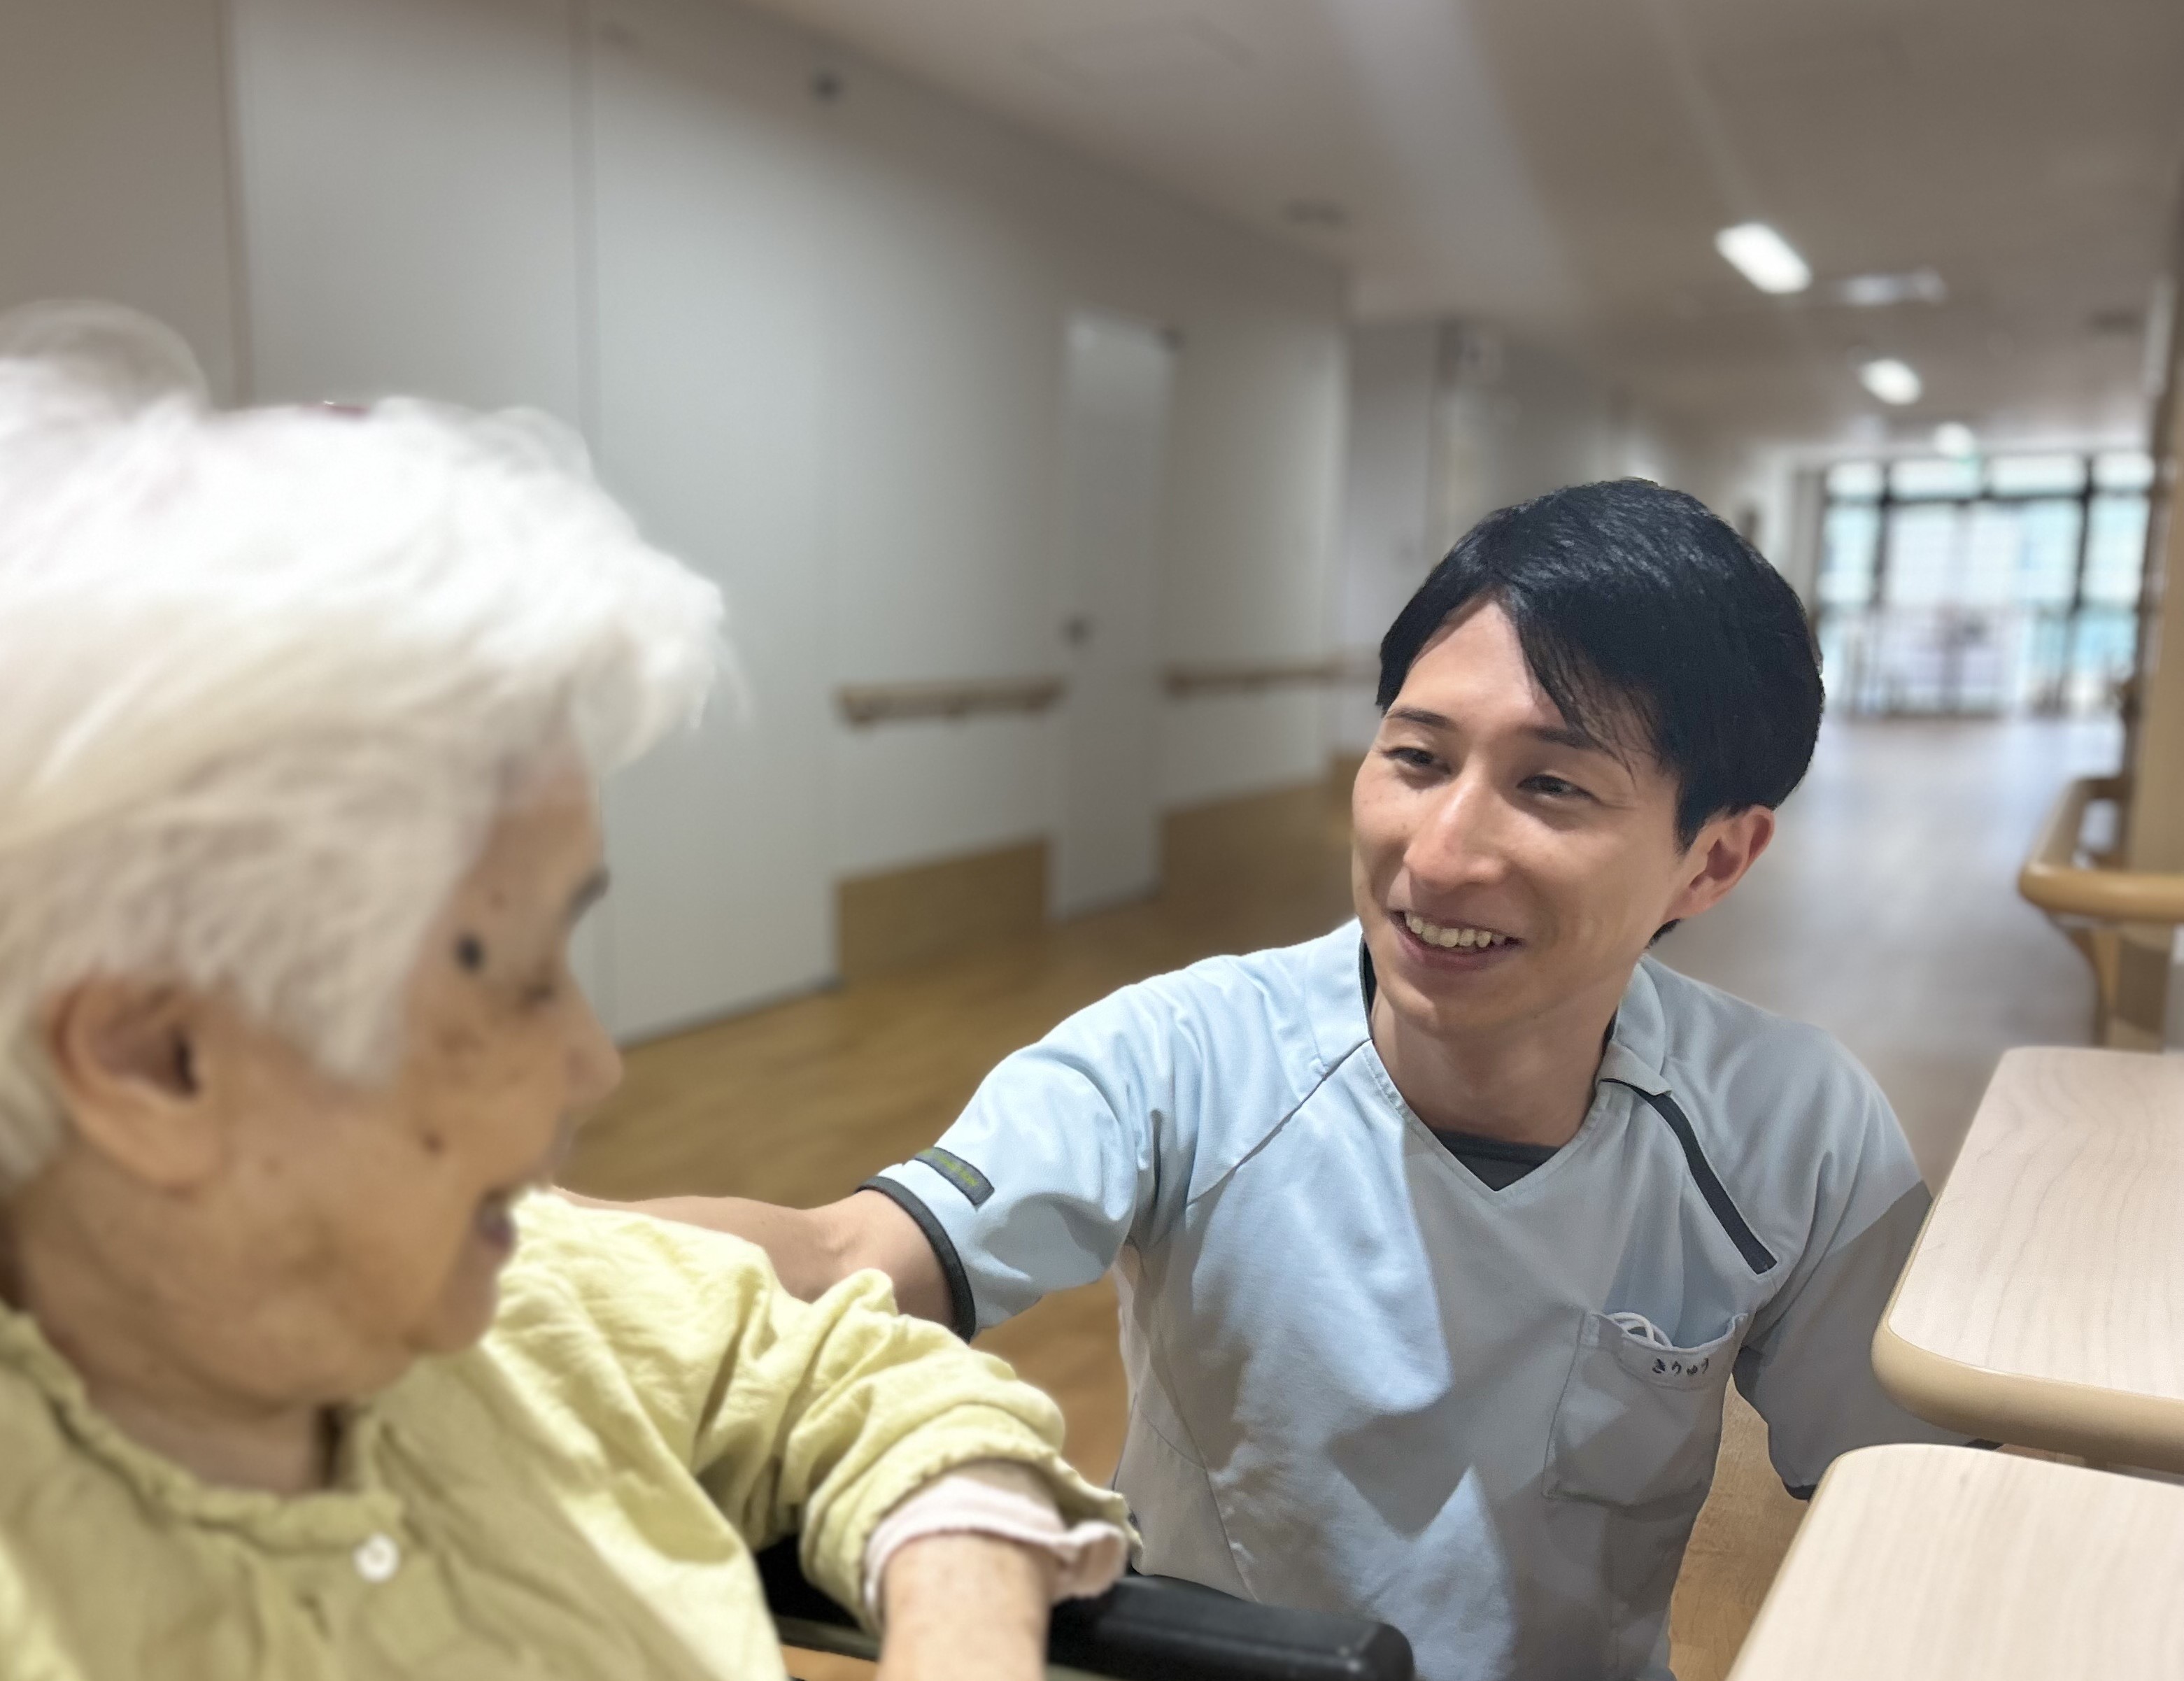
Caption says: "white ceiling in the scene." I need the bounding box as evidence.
[734,0,2184,450]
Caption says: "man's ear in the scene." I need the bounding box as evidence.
[1663,806,1776,925]
[40,979,225,1189]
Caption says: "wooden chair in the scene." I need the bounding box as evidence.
[2017,772,2184,1048]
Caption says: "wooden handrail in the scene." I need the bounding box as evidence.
[1164,655,1376,697]
[836,677,1064,727]
[2018,774,2184,923]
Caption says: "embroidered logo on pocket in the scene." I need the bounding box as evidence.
[1652,1353,1710,1379]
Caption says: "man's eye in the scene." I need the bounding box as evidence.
[1384,746,1438,770]
[1526,774,1589,800]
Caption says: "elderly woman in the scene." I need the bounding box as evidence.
[0,306,1126,1680]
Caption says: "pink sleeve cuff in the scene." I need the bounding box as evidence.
[861,1473,1130,1624]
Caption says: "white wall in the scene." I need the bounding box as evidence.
[5,0,1349,1035]
[770,12,1349,838]
[230,0,588,418]
[1159,307,1348,807]
[588,0,1347,874]
[1430,328,1624,547]
[1330,319,1751,750]
[1326,322,1436,758]
[585,0,839,1032]
[1335,322,1439,657]
[0,0,245,400]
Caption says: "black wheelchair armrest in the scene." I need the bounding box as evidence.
[755,1536,1414,1681]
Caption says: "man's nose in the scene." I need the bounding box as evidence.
[1406,776,1508,888]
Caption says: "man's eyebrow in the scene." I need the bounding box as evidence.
[566,867,611,924]
[1526,723,1614,755]
[1387,707,1615,758]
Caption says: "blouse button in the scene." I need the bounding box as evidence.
[353,1533,402,1584]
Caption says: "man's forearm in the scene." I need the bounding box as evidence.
[558,1186,955,1324]
[558,1189,852,1297]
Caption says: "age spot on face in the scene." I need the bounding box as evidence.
[435,1022,488,1062]
[454,934,487,974]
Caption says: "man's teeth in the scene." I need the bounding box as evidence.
[1403,912,1511,950]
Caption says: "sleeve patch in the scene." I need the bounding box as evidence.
[914,1146,995,1210]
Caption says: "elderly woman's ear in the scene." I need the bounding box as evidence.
[38,979,228,1189]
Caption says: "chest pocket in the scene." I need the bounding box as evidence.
[1543,1310,1750,1516]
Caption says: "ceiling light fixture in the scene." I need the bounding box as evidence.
[1715,222,1812,295]
[1860,357,1923,405]
[1932,422,1978,458]
[1840,269,1946,308]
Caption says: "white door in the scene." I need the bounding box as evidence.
[584,0,833,1037]
[1053,313,1175,916]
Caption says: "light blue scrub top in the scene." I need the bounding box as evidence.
[871,922,1956,1680]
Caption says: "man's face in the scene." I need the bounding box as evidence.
[1352,601,1766,1044]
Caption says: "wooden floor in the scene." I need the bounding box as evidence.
[563,715,2117,1681]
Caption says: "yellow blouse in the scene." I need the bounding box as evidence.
[0,1196,1125,1680]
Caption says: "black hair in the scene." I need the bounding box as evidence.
[1377,479,1822,848]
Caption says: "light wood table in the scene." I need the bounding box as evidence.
[1874,1045,2184,1470]
[1726,1443,2184,1680]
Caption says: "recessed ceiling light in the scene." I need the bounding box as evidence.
[1715,222,1812,295]
[1840,269,1946,308]
[1860,357,1923,405]
[1933,422,1978,458]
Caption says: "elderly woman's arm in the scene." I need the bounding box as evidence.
[877,1466,1061,1681]
[882,1535,1051,1680]
[504,1197,1127,1675]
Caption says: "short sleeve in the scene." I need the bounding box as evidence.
[870,938,1346,1338]
[1733,1077,1966,1491]
[870,978,1201,1337]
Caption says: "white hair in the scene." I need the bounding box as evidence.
[0,303,725,1190]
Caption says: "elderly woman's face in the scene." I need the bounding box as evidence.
[36,763,624,1405]
[295,761,623,1366]
[271,763,621,1379]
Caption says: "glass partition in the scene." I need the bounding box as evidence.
[1812,450,2150,717]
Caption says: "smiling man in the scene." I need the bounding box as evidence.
[644,481,1957,1680]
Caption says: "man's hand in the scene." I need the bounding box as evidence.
[877,1526,1057,1681]
[558,1186,955,1324]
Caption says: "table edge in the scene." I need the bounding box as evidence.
[1873,1321,2184,1471]
[1724,1442,2184,1681]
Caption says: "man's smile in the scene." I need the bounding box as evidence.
[1396,908,1523,960]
